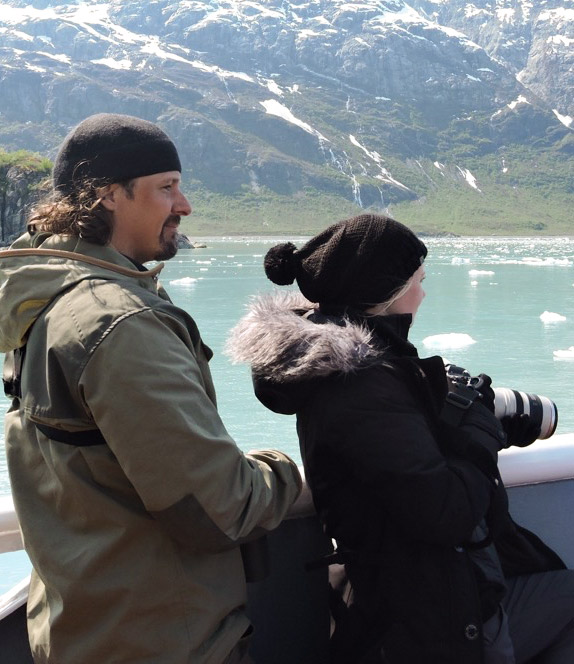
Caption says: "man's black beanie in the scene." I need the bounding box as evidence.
[52,113,182,196]
[264,214,427,307]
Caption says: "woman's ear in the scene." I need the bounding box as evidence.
[97,183,120,211]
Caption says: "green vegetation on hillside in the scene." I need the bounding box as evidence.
[1,142,572,242]
[0,149,52,244]
[180,185,364,236]
[181,147,574,237]
[389,186,574,236]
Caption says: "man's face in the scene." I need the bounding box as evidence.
[104,171,192,264]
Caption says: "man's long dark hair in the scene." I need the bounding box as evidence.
[27,178,134,246]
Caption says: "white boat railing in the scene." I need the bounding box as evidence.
[0,494,27,622]
[498,432,574,486]
[0,494,23,554]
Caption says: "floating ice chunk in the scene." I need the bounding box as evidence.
[451,257,470,264]
[553,346,574,360]
[468,269,495,276]
[169,277,197,286]
[422,333,477,349]
[540,311,566,323]
[523,257,572,267]
[470,280,478,286]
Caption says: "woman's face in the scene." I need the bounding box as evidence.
[386,265,426,319]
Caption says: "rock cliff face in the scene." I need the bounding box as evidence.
[412,0,574,119]
[0,0,572,219]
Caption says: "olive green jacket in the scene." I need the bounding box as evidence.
[0,233,301,663]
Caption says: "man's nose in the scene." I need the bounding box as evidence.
[174,191,192,216]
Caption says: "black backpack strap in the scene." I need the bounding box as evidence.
[3,347,25,399]
[4,347,106,446]
[34,422,107,447]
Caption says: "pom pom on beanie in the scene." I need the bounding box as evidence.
[264,242,298,285]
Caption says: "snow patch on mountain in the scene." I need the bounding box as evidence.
[262,78,284,96]
[92,57,131,70]
[457,166,481,192]
[508,95,531,110]
[349,134,411,191]
[260,99,329,141]
[553,110,573,128]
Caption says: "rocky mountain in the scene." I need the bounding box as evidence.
[0,0,572,234]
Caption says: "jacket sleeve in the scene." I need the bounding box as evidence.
[303,366,499,547]
[79,308,302,553]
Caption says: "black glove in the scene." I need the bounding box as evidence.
[470,373,495,413]
[501,414,541,448]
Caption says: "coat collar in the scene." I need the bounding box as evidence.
[227,292,415,383]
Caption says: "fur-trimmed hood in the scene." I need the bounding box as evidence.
[226,291,388,384]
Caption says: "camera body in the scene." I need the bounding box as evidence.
[445,364,558,440]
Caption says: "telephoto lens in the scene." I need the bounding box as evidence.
[493,388,558,440]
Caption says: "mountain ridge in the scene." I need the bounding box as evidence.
[0,0,572,235]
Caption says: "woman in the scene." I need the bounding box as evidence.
[228,214,574,664]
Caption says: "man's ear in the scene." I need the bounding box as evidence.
[98,183,120,211]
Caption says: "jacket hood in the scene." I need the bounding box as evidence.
[226,291,387,384]
[0,232,163,352]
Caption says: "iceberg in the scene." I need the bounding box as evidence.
[422,333,476,349]
[554,346,574,360]
[169,277,197,286]
[540,311,566,323]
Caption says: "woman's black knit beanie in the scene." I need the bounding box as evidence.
[264,214,427,307]
[52,113,182,196]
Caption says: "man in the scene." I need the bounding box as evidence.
[0,113,302,663]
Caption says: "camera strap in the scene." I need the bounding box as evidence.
[441,385,481,427]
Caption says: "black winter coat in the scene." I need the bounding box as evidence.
[227,293,564,664]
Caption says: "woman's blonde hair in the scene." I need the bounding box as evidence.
[365,274,414,316]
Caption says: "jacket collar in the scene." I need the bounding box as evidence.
[362,313,418,358]
[227,292,409,383]
[0,232,164,352]
[317,303,417,357]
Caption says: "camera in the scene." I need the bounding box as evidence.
[445,364,558,440]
